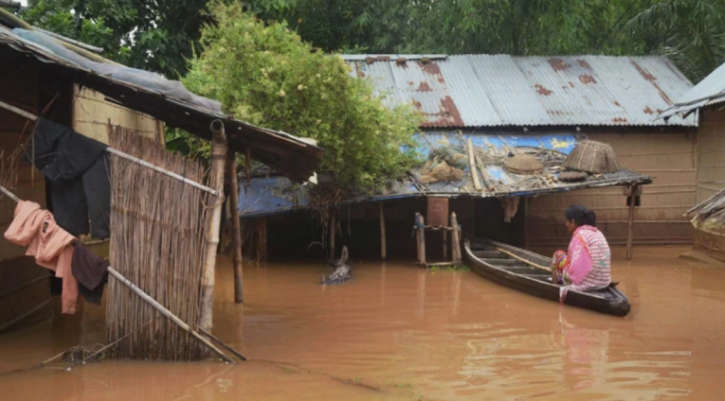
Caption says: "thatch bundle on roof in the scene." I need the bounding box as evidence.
[558,171,588,182]
[688,188,725,236]
[564,140,620,174]
[503,154,543,175]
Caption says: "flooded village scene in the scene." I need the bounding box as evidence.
[3,1,725,400]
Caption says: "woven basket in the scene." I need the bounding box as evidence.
[563,140,620,174]
[503,154,543,174]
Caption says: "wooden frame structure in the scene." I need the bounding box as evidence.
[415,212,462,268]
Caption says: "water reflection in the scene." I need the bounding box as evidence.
[0,247,724,400]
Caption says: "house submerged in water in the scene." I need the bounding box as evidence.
[659,60,725,264]
[240,54,697,262]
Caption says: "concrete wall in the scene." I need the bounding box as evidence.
[527,129,696,247]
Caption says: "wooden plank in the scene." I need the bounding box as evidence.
[467,138,482,191]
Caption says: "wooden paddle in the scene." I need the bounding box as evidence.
[494,247,551,272]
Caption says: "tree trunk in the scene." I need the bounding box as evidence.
[227,151,244,303]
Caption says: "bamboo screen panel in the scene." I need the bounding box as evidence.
[106,125,211,360]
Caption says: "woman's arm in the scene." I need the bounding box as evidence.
[566,236,593,285]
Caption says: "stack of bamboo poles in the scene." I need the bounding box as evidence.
[106,125,211,360]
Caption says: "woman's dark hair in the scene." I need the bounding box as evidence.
[564,205,596,227]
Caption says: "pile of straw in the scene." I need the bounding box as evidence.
[107,125,211,361]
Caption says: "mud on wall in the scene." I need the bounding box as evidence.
[73,86,162,145]
[697,108,725,203]
[526,130,696,247]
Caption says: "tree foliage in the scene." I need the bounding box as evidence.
[19,0,725,83]
[21,0,213,78]
[626,0,725,82]
[184,1,422,193]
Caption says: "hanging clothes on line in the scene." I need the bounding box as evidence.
[4,200,78,314]
[72,241,110,305]
[26,118,111,238]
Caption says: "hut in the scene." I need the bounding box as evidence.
[658,60,725,264]
[0,12,323,344]
[237,54,696,261]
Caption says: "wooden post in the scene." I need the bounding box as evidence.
[227,151,244,304]
[626,185,638,260]
[199,121,228,336]
[467,138,482,191]
[329,209,336,260]
[418,214,426,266]
[443,231,448,261]
[415,213,421,263]
[451,212,461,265]
[379,202,387,260]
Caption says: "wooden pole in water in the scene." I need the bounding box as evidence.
[418,214,426,266]
[227,151,244,303]
[451,212,461,265]
[626,185,638,260]
[379,202,387,260]
[442,231,448,261]
[199,121,228,336]
[329,208,336,260]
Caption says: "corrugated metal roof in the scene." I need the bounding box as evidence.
[658,61,725,120]
[238,130,652,217]
[344,54,696,127]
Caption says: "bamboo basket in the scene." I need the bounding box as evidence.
[503,154,543,174]
[563,140,620,174]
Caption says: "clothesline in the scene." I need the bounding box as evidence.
[0,100,219,197]
[0,182,237,362]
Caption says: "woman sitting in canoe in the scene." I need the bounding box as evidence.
[551,205,611,298]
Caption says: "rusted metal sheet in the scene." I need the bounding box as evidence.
[344,54,696,127]
[426,197,449,227]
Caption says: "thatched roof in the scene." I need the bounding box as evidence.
[687,188,725,235]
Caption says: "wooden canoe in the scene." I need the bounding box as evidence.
[465,239,631,317]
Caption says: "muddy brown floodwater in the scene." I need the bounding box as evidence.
[1,246,725,400]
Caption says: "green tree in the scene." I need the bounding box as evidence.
[184,1,422,193]
[626,0,725,82]
[21,0,214,77]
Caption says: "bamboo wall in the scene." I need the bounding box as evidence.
[527,130,697,247]
[696,108,725,203]
[73,86,162,145]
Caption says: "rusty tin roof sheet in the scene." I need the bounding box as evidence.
[344,54,696,127]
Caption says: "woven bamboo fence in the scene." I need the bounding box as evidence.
[106,125,212,360]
